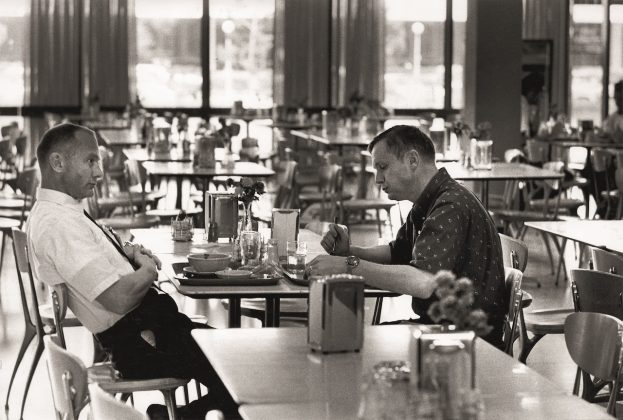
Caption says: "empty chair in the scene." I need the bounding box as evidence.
[591,247,623,275]
[43,335,89,420]
[565,312,623,415]
[89,383,147,420]
[503,267,523,356]
[572,268,623,319]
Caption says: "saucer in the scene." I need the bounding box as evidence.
[182,266,216,278]
[215,269,252,280]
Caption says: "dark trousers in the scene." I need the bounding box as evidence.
[96,288,237,417]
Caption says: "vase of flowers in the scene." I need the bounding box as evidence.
[427,270,492,338]
[227,177,266,232]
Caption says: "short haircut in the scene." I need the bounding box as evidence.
[36,123,92,169]
[368,125,436,161]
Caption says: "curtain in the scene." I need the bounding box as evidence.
[523,0,569,115]
[27,0,81,105]
[332,0,384,106]
[85,0,131,107]
[274,0,331,107]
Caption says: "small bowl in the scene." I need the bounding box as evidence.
[187,253,231,273]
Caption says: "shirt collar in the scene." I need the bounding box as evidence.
[36,188,86,213]
[411,168,453,218]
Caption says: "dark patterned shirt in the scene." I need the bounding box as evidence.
[389,168,506,347]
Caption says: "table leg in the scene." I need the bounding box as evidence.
[264,298,280,327]
[175,177,183,209]
[483,180,490,209]
[228,298,241,328]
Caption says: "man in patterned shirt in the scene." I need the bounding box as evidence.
[308,125,506,347]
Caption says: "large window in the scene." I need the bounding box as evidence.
[569,2,604,124]
[135,0,202,108]
[0,0,26,106]
[383,0,465,110]
[609,4,623,113]
[209,0,274,109]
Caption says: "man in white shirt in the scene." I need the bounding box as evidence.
[27,123,236,419]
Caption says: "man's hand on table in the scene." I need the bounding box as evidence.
[307,255,347,276]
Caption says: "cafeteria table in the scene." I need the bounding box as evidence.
[131,228,396,328]
[191,325,611,419]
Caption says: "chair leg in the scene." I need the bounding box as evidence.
[195,380,202,398]
[372,298,383,325]
[0,232,6,341]
[19,339,44,420]
[518,333,545,364]
[573,366,582,396]
[540,231,555,275]
[5,324,36,411]
[183,384,189,405]
[162,389,179,420]
[554,237,567,286]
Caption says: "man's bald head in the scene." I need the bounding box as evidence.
[36,123,95,172]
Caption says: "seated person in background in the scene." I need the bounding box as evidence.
[308,125,507,348]
[26,123,237,420]
[521,72,545,139]
[602,80,623,143]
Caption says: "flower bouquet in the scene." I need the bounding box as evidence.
[427,270,492,337]
[226,177,266,231]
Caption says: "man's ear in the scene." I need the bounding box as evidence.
[48,152,65,173]
[406,150,420,169]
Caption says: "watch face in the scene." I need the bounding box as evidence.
[346,255,360,267]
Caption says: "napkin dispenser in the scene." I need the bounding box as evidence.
[308,274,365,353]
[271,208,300,259]
[206,191,238,240]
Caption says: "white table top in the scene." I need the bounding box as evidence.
[141,161,275,178]
[441,162,563,181]
[97,128,145,147]
[525,220,623,255]
[238,392,611,420]
[191,325,573,406]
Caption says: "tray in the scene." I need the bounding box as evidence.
[172,263,280,286]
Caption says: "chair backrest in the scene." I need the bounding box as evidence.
[12,228,45,338]
[51,284,70,348]
[565,312,623,414]
[498,233,528,272]
[571,269,623,319]
[89,383,147,420]
[274,160,298,209]
[43,335,89,420]
[525,139,549,164]
[591,248,623,275]
[591,148,614,173]
[503,267,523,355]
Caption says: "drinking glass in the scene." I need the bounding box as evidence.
[240,231,262,267]
[471,140,493,170]
[286,241,307,274]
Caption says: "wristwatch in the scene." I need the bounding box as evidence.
[345,255,360,274]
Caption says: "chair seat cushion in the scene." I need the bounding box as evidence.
[524,308,574,334]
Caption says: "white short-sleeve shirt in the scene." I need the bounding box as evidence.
[26,188,135,333]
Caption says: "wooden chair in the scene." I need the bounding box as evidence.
[591,247,623,275]
[503,267,523,356]
[591,148,616,219]
[4,228,81,420]
[49,283,189,420]
[565,312,623,415]
[570,268,623,401]
[89,383,147,420]
[125,159,201,224]
[43,335,90,420]
[338,152,397,238]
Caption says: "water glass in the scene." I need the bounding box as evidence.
[240,231,262,267]
[471,140,493,170]
[266,238,279,265]
[286,241,307,274]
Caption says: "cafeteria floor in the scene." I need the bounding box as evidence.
[0,214,604,419]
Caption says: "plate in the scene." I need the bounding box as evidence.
[215,269,253,280]
[182,266,217,278]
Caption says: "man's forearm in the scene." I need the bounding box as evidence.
[97,265,157,314]
[354,260,436,299]
[349,245,392,264]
